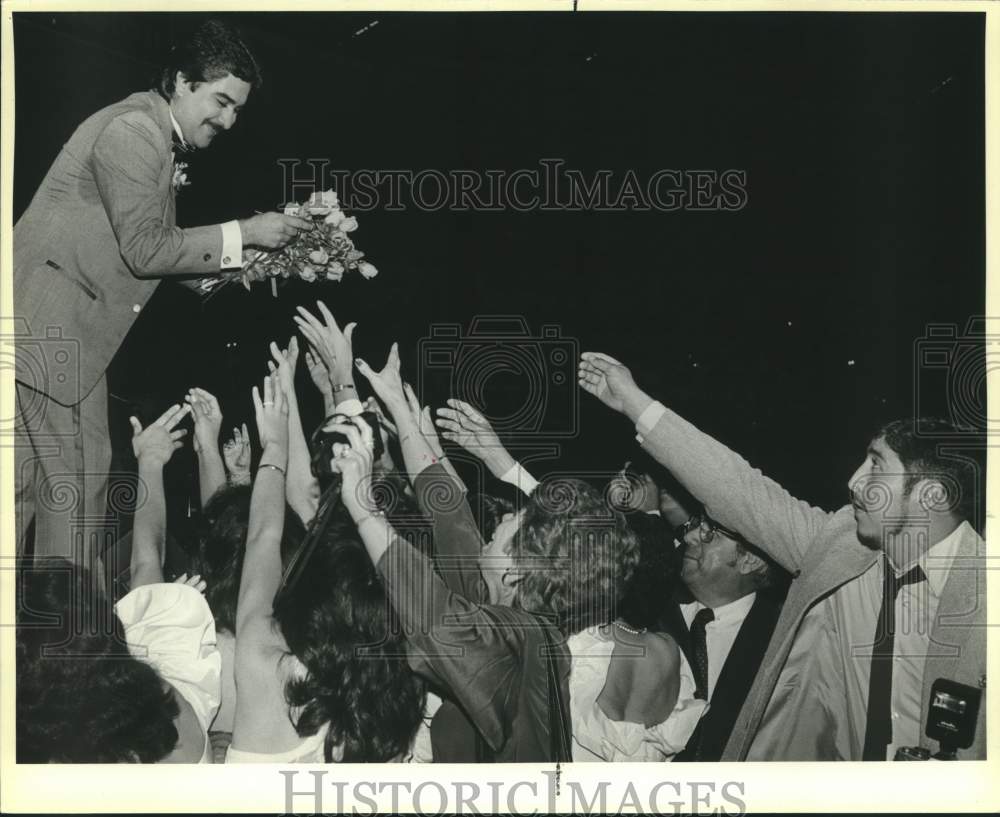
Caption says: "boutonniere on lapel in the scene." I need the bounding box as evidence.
[172,159,191,193]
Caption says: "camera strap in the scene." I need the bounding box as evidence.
[273,480,341,606]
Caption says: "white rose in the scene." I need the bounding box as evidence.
[312,189,339,207]
[284,203,302,216]
[324,208,344,227]
[299,265,317,283]
[308,249,329,265]
[358,261,378,279]
[339,216,359,233]
[326,266,344,282]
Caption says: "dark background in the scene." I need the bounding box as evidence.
[12,11,986,521]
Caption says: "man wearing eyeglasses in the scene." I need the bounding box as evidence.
[579,352,985,761]
[671,513,785,761]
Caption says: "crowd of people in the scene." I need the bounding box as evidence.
[14,19,986,765]
[16,301,987,764]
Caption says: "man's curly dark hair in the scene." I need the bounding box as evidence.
[273,513,427,762]
[156,18,262,99]
[16,559,179,763]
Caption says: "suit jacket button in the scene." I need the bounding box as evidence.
[203,253,212,262]
[132,304,141,313]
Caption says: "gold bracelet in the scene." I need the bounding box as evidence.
[258,463,286,477]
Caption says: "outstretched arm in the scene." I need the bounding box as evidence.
[579,352,828,572]
[435,399,538,496]
[293,302,361,414]
[234,375,290,641]
[268,338,321,525]
[332,416,516,753]
[186,387,228,506]
[129,403,190,589]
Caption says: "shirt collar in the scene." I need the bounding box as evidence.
[168,109,189,149]
[919,520,969,596]
[882,520,969,597]
[695,591,756,625]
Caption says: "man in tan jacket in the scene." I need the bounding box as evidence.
[579,351,985,760]
[14,19,311,572]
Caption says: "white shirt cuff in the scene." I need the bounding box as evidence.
[635,400,668,444]
[220,221,243,269]
[499,461,539,496]
[645,509,661,516]
[331,398,364,417]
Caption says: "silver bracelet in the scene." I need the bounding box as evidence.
[331,383,357,394]
[258,463,286,477]
[355,510,387,528]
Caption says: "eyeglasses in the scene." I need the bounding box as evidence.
[675,513,743,545]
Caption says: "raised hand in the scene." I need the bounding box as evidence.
[251,374,289,457]
[435,398,515,477]
[402,383,445,458]
[185,387,223,456]
[173,572,207,594]
[355,342,408,415]
[293,301,356,386]
[239,212,314,250]
[223,422,252,484]
[304,345,333,397]
[327,416,376,513]
[578,352,651,420]
[267,337,300,405]
[130,404,190,469]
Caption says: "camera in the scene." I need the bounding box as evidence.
[914,318,999,435]
[1,318,81,436]
[310,410,385,480]
[893,678,982,760]
[417,316,578,438]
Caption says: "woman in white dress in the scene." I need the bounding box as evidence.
[328,346,707,762]
[16,402,221,763]
[228,364,433,763]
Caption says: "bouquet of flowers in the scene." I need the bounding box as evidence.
[197,190,379,299]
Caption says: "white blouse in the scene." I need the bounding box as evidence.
[115,583,222,764]
[567,626,708,762]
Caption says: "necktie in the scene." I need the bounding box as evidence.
[690,607,715,700]
[862,561,927,760]
[172,129,193,155]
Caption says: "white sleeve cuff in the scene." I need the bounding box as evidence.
[220,220,243,269]
[635,401,668,444]
[645,509,661,516]
[499,461,540,496]
[331,398,364,417]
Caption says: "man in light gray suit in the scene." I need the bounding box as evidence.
[14,19,312,572]
[579,351,986,760]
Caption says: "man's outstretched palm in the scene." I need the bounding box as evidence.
[578,352,640,414]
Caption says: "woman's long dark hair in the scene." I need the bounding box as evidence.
[272,513,426,762]
[16,559,179,763]
[192,484,306,634]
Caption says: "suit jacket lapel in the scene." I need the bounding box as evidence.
[921,524,987,706]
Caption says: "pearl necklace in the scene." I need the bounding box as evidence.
[614,619,647,635]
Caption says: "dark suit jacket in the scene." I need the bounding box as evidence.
[672,593,782,761]
[14,91,223,406]
[380,464,572,763]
